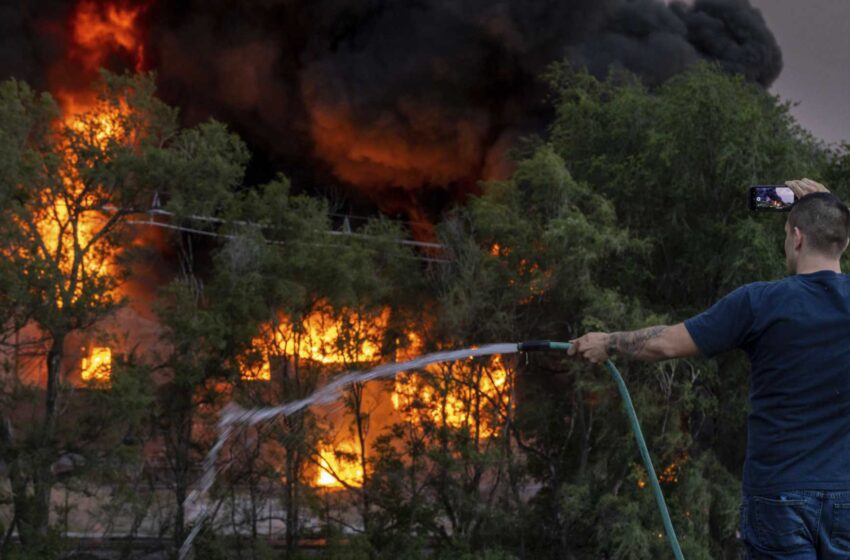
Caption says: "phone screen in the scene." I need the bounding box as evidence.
[749,186,796,211]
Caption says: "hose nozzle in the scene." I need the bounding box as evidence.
[517,340,553,352]
[518,340,573,352]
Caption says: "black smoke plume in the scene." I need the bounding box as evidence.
[0,0,782,215]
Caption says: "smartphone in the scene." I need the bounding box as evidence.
[748,185,796,211]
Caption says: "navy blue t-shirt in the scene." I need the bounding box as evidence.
[684,271,850,495]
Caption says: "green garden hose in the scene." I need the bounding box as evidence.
[518,340,685,560]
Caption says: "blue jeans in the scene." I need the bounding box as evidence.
[741,491,850,559]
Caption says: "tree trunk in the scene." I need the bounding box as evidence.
[45,333,64,438]
[173,389,194,550]
[284,451,301,553]
[351,383,371,533]
[21,333,67,544]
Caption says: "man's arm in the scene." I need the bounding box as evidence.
[568,323,700,364]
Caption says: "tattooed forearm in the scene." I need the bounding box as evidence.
[606,325,669,360]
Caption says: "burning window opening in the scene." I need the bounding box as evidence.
[81,346,112,382]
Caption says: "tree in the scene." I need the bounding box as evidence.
[0,72,176,551]
[364,145,646,557]
[230,186,419,552]
[548,62,825,308]
[141,118,255,550]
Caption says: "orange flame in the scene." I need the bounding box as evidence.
[637,454,687,488]
[81,346,112,382]
[33,98,133,307]
[71,1,147,73]
[53,1,148,115]
[32,0,147,308]
[392,356,511,437]
[315,443,364,488]
[240,351,271,382]
[240,306,389,380]
[304,102,485,190]
[239,306,511,489]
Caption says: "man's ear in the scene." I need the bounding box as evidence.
[793,226,804,250]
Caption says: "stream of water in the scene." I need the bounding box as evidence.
[178,343,520,559]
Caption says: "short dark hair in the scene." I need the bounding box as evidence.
[788,192,850,257]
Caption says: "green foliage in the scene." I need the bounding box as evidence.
[549,62,823,308]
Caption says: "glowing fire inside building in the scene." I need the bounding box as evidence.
[242,306,390,378]
[315,443,364,488]
[81,346,112,382]
[236,306,514,489]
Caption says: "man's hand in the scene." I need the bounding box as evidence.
[568,332,611,364]
[786,178,829,199]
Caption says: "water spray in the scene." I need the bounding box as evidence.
[179,341,684,560]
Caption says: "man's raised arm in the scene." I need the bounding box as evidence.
[568,323,700,364]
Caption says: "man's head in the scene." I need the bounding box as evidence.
[785,192,850,274]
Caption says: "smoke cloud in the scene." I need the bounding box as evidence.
[0,0,782,214]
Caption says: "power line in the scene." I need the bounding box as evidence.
[124,208,451,264]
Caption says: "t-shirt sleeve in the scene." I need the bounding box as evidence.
[684,285,755,358]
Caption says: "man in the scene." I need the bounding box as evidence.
[568,178,850,559]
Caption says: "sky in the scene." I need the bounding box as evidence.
[750,0,850,146]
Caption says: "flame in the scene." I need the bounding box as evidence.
[392,356,511,437]
[637,454,687,488]
[64,98,132,144]
[34,195,108,307]
[290,308,387,364]
[490,243,507,257]
[238,306,510,490]
[488,242,550,303]
[315,443,364,488]
[81,346,112,382]
[304,102,485,190]
[30,0,147,308]
[32,98,133,308]
[49,1,148,115]
[240,306,389,380]
[658,457,684,484]
[71,1,147,74]
[240,352,271,381]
